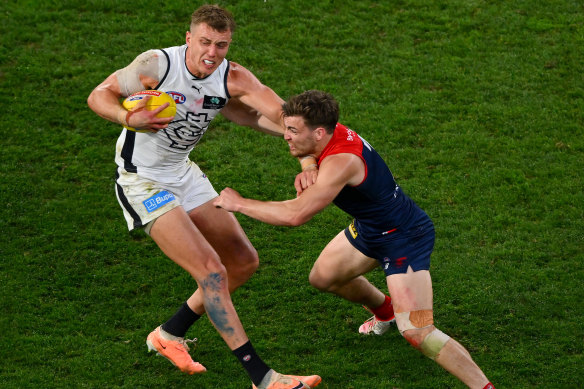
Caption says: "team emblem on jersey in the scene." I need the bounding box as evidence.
[383,257,390,271]
[166,91,186,104]
[203,95,226,109]
[143,191,176,213]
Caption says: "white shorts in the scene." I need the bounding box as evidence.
[114,160,218,231]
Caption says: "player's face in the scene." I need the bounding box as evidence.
[283,116,318,158]
[186,23,232,78]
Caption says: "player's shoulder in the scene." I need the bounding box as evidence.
[127,49,168,71]
[226,61,263,97]
[134,48,164,61]
[137,45,187,63]
[320,130,365,166]
[227,60,245,71]
[226,60,256,79]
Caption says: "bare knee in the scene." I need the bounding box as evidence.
[187,251,226,284]
[225,242,259,283]
[200,265,228,293]
[238,244,259,275]
[308,267,336,292]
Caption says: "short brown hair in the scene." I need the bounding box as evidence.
[191,4,236,32]
[282,90,339,133]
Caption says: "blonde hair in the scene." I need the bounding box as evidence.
[191,4,236,32]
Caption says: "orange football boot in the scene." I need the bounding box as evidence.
[252,370,322,389]
[146,326,206,374]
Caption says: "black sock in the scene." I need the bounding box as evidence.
[232,341,271,386]
[161,302,201,338]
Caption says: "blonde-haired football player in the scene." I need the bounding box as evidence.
[88,5,319,389]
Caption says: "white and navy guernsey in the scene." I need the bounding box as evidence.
[114,44,230,181]
[318,123,431,237]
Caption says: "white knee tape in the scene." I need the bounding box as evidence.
[420,329,450,360]
[395,311,417,334]
[395,310,434,334]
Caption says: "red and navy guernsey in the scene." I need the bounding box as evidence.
[317,123,431,237]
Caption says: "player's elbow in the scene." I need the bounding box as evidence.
[87,91,96,110]
[87,89,102,113]
[287,212,311,227]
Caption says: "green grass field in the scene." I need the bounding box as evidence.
[1,1,582,388]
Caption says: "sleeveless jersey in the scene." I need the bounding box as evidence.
[115,44,230,182]
[318,123,431,236]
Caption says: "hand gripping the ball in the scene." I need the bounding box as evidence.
[121,90,177,132]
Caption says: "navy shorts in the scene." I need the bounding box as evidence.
[344,219,435,276]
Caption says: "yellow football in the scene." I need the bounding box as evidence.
[122,90,177,132]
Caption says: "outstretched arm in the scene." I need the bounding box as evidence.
[225,61,285,134]
[220,80,319,187]
[220,97,284,135]
[214,153,364,226]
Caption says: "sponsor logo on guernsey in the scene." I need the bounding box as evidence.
[349,221,358,239]
[143,191,176,213]
[346,128,356,141]
[203,95,226,109]
[167,91,186,104]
